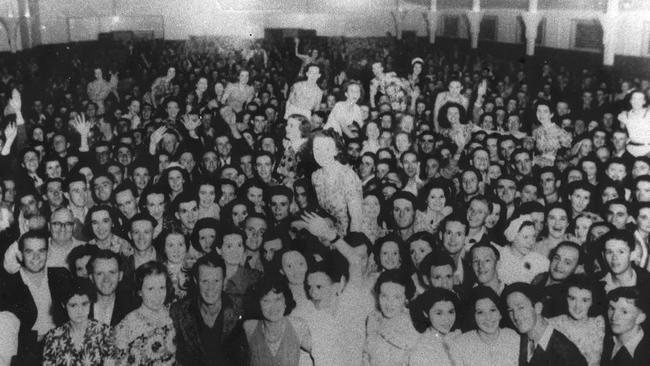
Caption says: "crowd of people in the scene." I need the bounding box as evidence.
[0,31,649,366]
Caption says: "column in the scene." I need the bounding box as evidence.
[521,0,542,56]
[27,0,41,46]
[392,0,406,40]
[599,0,620,66]
[427,0,439,44]
[16,0,30,49]
[427,11,439,44]
[0,17,20,53]
[466,10,483,49]
[521,12,542,56]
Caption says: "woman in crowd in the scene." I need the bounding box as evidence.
[363,269,420,366]
[277,114,311,185]
[84,205,132,256]
[197,178,221,220]
[549,275,605,366]
[114,261,176,366]
[221,69,255,113]
[619,90,650,157]
[497,215,549,284]
[408,288,462,366]
[454,286,520,366]
[243,274,311,366]
[433,79,469,131]
[310,129,363,236]
[360,190,389,244]
[373,233,408,274]
[361,120,382,155]
[43,279,117,366]
[161,229,190,301]
[414,179,453,235]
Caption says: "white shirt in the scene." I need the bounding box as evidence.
[20,268,55,338]
[93,297,116,325]
[497,246,549,285]
[0,311,19,366]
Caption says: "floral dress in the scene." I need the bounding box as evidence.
[532,123,572,167]
[312,165,363,236]
[548,315,604,366]
[114,307,176,366]
[43,320,117,366]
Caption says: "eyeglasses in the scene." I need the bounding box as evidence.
[52,221,75,229]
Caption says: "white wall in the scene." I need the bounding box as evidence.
[27,0,650,59]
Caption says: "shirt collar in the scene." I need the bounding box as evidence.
[613,327,644,359]
[536,323,554,351]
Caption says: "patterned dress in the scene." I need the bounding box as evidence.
[532,123,572,167]
[114,307,176,366]
[548,315,605,366]
[43,320,117,366]
[312,165,363,236]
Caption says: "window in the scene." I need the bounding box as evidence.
[480,16,498,41]
[571,19,603,51]
[518,17,545,45]
[443,16,459,38]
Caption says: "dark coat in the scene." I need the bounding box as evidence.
[88,286,136,327]
[170,295,242,366]
[519,328,587,366]
[2,268,72,364]
[600,331,650,366]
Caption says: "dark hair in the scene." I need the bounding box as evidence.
[134,261,173,304]
[128,212,157,231]
[190,217,221,253]
[419,251,456,279]
[601,229,635,251]
[219,227,247,249]
[411,288,460,332]
[18,229,50,252]
[60,278,97,306]
[374,233,407,271]
[67,244,99,275]
[138,184,168,212]
[468,286,505,330]
[607,286,648,314]
[417,179,452,211]
[502,282,542,305]
[438,102,467,129]
[564,274,606,317]
[550,241,583,264]
[373,269,416,303]
[470,241,501,261]
[190,252,226,290]
[86,249,123,274]
[249,274,296,319]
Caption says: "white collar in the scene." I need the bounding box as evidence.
[612,327,644,359]
[536,323,554,351]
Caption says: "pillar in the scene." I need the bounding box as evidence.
[427,11,439,44]
[0,17,20,53]
[467,10,483,49]
[599,0,620,66]
[27,0,40,46]
[521,12,542,56]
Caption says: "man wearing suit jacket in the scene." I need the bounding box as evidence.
[2,229,72,366]
[601,286,650,366]
[87,249,135,326]
[503,282,587,366]
[171,252,242,366]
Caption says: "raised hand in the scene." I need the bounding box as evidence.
[181,114,201,132]
[300,211,337,242]
[73,114,92,136]
[150,126,168,145]
[4,122,17,143]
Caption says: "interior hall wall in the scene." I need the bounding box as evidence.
[32,0,650,60]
